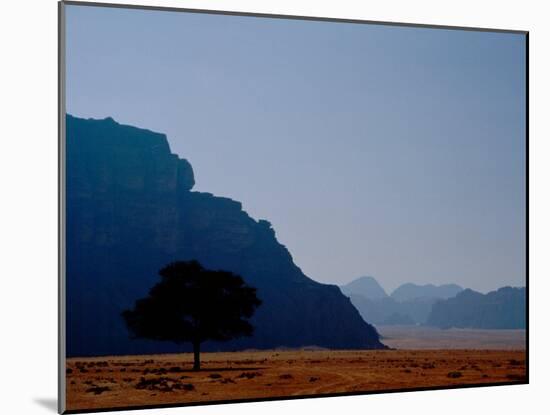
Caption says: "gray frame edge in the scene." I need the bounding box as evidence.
[61,0,527,34]
[58,1,67,413]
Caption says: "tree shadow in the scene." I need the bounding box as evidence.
[34,398,57,413]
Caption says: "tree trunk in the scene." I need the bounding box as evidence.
[192,340,201,371]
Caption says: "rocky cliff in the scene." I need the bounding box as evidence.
[66,115,385,356]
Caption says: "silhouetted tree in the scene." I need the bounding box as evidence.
[122,260,261,370]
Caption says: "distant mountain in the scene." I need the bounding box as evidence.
[347,294,434,326]
[426,287,526,329]
[340,276,388,300]
[400,297,440,324]
[344,280,464,326]
[391,283,463,302]
[347,295,400,325]
[66,115,385,356]
[382,312,416,326]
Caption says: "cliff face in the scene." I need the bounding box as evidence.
[66,115,384,356]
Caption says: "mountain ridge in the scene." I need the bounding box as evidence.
[391,283,464,302]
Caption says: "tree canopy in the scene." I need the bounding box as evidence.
[122,260,261,369]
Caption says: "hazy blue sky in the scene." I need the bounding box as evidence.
[65,5,526,293]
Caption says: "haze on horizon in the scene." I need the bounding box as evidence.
[65,5,526,294]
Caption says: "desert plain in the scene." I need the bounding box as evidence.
[66,327,526,412]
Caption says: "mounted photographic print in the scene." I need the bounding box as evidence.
[59,1,528,413]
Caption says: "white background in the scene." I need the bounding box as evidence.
[0,0,545,414]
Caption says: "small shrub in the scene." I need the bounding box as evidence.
[237,372,262,379]
[86,386,111,395]
[150,368,168,375]
[135,377,178,392]
[220,378,235,384]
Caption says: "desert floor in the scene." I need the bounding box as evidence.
[377,326,526,349]
[66,348,526,411]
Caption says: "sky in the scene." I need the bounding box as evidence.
[65,4,526,293]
